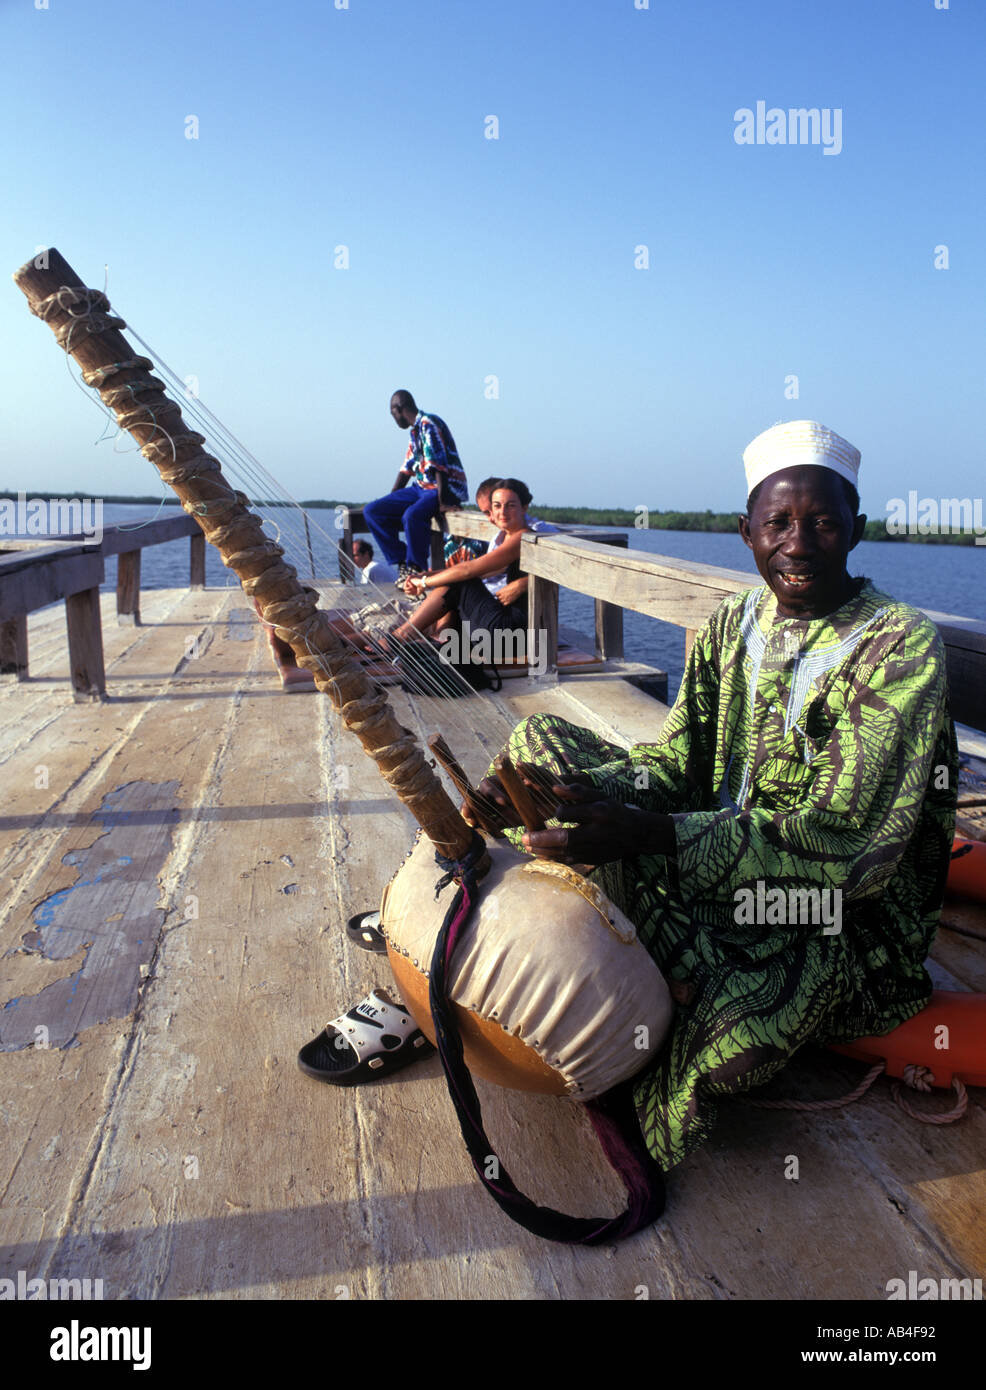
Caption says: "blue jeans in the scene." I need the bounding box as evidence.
[362,485,441,570]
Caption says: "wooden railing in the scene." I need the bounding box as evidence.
[99,514,205,624]
[336,505,986,730]
[6,501,984,733]
[519,530,752,673]
[920,610,986,733]
[0,515,205,700]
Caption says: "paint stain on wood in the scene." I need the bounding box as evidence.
[0,780,180,1050]
[225,608,256,642]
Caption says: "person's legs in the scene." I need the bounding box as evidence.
[253,597,297,667]
[392,585,452,638]
[489,712,861,1174]
[252,597,317,691]
[401,487,442,571]
[393,579,527,651]
[454,582,530,665]
[495,713,632,838]
[496,712,628,780]
[632,931,856,1172]
[455,580,522,632]
[363,490,417,568]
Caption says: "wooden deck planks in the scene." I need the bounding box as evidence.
[1,587,984,1300]
[0,590,263,1272]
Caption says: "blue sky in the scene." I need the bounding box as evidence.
[1,0,983,516]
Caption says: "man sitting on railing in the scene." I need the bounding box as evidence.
[463,421,959,1176]
[362,391,469,585]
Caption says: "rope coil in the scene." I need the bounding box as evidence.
[746,1060,970,1125]
[99,377,167,407]
[902,1063,934,1092]
[115,402,168,433]
[54,313,126,351]
[34,286,111,320]
[891,1077,968,1124]
[141,432,208,464]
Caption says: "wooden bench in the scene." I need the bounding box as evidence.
[0,515,206,699]
[0,544,106,699]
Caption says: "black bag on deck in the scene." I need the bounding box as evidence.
[391,635,501,698]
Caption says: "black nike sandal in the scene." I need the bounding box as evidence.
[346,910,388,954]
[297,988,434,1085]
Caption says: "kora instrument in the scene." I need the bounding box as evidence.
[381,835,673,1101]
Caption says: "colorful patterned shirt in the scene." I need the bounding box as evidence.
[497,579,959,1169]
[443,534,488,567]
[403,412,468,503]
[590,579,959,1036]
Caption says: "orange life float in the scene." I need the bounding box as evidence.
[830,838,986,1091]
[830,990,986,1089]
[946,836,986,904]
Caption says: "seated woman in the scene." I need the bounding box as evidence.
[392,478,536,664]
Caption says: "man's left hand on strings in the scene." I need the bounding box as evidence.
[522,780,676,864]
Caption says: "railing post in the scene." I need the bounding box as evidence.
[0,616,28,681]
[117,549,142,625]
[338,508,354,583]
[189,531,206,589]
[594,533,626,660]
[528,573,559,678]
[595,600,624,660]
[64,587,106,701]
[430,515,445,571]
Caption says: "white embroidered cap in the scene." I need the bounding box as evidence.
[743,421,861,496]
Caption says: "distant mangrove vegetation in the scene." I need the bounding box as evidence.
[530,506,983,545]
[3,494,983,545]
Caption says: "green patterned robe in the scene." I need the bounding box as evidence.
[498,580,958,1170]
